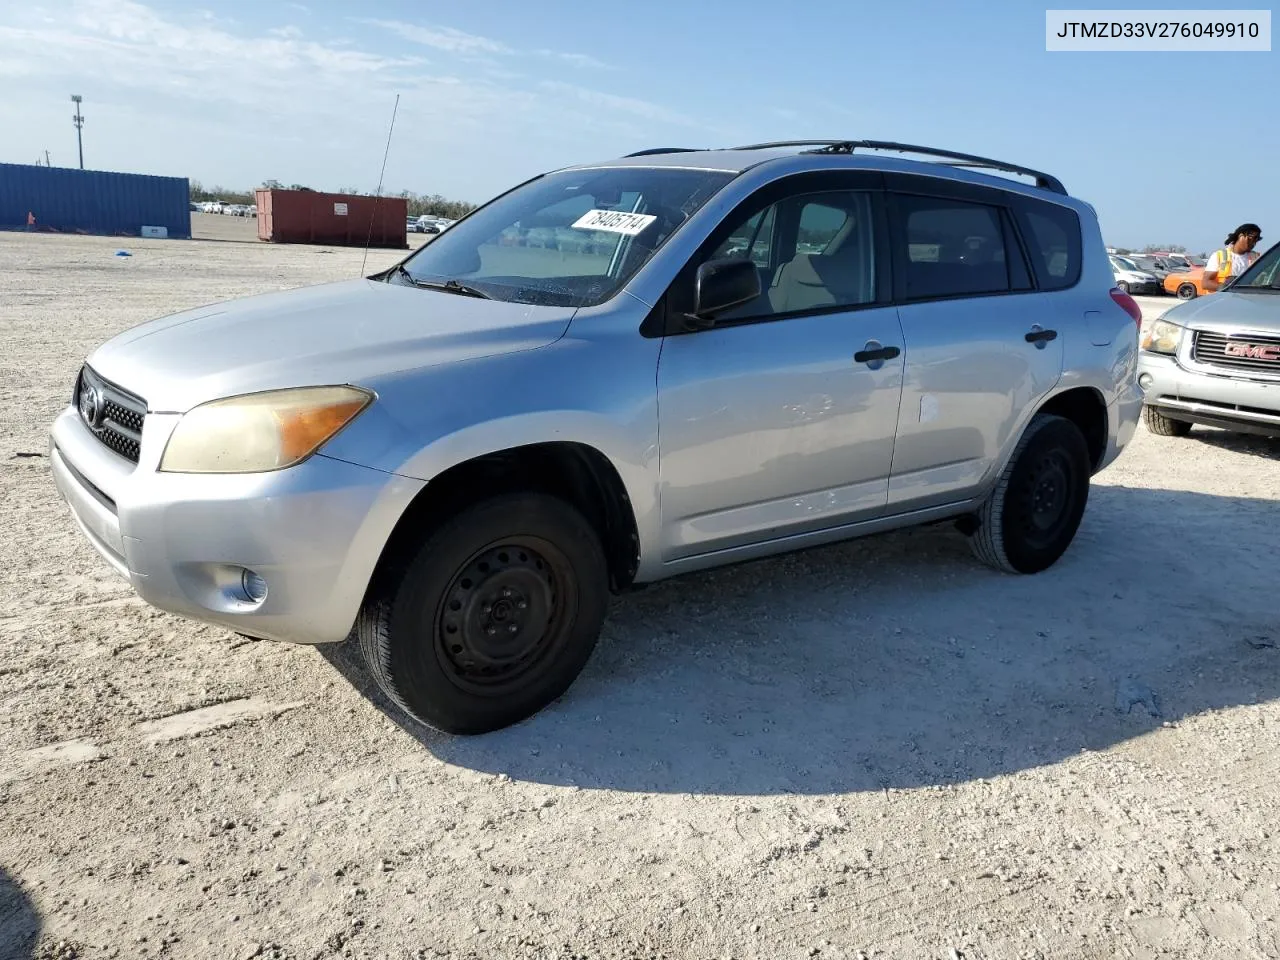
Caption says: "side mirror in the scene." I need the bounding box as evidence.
[688,257,761,329]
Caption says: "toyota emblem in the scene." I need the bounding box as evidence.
[79,381,104,430]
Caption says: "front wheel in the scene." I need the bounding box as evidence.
[1142,404,1193,437]
[1177,283,1197,300]
[357,492,610,734]
[969,414,1092,574]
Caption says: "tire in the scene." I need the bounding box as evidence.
[1116,281,1130,294]
[357,492,610,734]
[1177,283,1197,300]
[969,414,1092,575]
[1142,403,1192,437]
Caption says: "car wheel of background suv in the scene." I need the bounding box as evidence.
[357,492,610,734]
[968,413,1092,575]
[1142,404,1193,437]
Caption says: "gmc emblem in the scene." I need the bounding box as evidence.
[1224,342,1280,361]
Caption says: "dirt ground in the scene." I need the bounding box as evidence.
[2,228,1279,960]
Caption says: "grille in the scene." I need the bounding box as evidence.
[1192,330,1280,374]
[76,366,147,464]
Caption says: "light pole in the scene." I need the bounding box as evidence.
[71,95,84,169]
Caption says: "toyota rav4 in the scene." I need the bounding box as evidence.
[49,140,1142,734]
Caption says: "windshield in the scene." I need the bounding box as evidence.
[1228,241,1280,289]
[393,166,737,308]
[1112,257,1139,272]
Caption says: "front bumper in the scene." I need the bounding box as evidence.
[1137,351,1280,437]
[49,405,424,644]
[1122,280,1161,296]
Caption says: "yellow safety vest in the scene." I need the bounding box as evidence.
[1213,248,1233,281]
[1217,247,1257,281]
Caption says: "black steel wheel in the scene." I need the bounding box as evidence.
[969,414,1092,574]
[358,492,609,734]
[434,538,577,698]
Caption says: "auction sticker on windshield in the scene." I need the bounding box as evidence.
[571,209,657,235]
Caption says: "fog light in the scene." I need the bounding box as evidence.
[1139,373,1153,390]
[241,569,267,603]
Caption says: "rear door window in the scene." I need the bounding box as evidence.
[892,195,1011,300]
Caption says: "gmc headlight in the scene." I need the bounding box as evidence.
[160,385,373,474]
[1140,317,1183,355]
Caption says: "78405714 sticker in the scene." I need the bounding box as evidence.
[570,209,658,236]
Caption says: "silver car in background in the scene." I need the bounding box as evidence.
[1138,240,1280,438]
[49,139,1142,734]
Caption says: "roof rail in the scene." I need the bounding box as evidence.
[624,147,702,157]
[729,139,1067,195]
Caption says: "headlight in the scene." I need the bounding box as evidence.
[160,385,373,474]
[1139,317,1183,355]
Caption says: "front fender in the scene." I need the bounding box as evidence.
[319,338,666,580]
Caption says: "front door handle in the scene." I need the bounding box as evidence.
[854,344,901,364]
[1025,326,1058,345]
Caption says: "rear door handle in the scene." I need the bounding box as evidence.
[854,344,901,364]
[1025,326,1058,344]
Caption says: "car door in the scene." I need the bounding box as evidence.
[883,176,1065,509]
[652,171,907,562]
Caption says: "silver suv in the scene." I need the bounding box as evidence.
[1138,239,1280,439]
[49,140,1143,734]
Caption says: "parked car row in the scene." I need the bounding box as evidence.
[190,201,257,217]
[407,215,456,234]
[1110,251,1216,299]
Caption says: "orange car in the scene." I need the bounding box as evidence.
[1164,267,1210,300]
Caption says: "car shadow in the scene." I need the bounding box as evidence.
[318,484,1280,796]
[0,867,39,960]
[1186,427,1280,460]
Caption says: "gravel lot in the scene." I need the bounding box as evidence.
[2,226,1279,960]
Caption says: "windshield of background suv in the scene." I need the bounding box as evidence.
[394,166,737,308]
[1228,242,1280,290]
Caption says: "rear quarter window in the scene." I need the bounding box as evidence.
[1017,200,1083,290]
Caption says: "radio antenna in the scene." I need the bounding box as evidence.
[361,92,400,277]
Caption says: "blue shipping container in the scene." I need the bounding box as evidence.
[0,162,191,239]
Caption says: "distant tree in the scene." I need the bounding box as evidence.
[261,179,282,190]
[1144,243,1187,253]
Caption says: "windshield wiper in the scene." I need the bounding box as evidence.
[402,272,493,300]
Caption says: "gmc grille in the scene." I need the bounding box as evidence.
[75,366,147,464]
[1192,330,1280,375]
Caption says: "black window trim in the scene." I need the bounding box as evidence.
[883,175,1042,306]
[642,169,893,338]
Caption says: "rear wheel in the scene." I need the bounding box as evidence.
[358,492,610,734]
[1142,404,1193,437]
[969,414,1091,574]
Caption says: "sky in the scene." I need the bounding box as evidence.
[0,0,1274,255]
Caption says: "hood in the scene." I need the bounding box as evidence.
[86,278,576,412]
[1158,288,1280,335]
